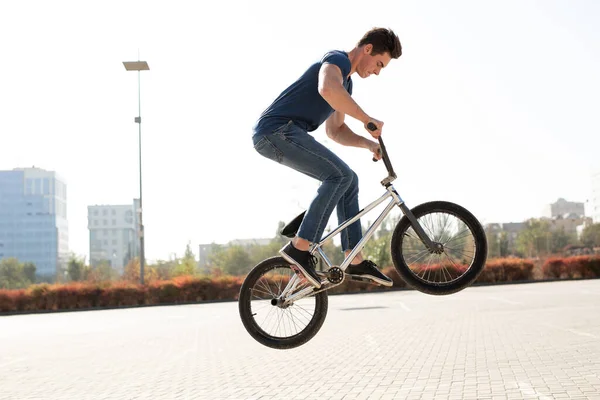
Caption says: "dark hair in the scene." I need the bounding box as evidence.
[357,27,402,59]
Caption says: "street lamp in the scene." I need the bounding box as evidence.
[123,59,149,285]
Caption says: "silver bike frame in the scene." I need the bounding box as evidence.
[280,184,404,305]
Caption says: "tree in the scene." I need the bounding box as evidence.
[581,223,600,248]
[123,257,159,283]
[181,242,197,273]
[86,261,118,283]
[516,219,552,257]
[67,256,86,281]
[22,262,36,283]
[550,227,575,253]
[0,258,35,289]
[216,245,252,276]
[498,231,509,257]
[152,259,178,280]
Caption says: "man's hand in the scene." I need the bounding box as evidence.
[368,141,382,161]
[364,118,384,138]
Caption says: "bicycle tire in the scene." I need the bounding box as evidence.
[391,201,488,295]
[238,256,328,349]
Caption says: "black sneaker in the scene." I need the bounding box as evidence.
[346,260,393,287]
[279,242,322,289]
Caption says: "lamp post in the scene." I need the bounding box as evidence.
[122,59,149,285]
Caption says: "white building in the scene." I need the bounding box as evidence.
[87,199,140,274]
[542,198,585,219]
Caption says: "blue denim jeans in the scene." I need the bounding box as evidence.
[253,120,362,251]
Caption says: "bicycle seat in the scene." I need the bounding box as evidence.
[280,211,306,238]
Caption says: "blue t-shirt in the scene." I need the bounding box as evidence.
[253,50,353,136]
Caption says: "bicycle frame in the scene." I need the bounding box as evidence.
[278,135,440,306]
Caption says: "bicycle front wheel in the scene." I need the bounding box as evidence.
[391,201,488,295]
[238,257,328,349]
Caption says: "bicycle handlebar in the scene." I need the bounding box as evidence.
[367,122,397,185]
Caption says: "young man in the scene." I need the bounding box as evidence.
[252,27,402,289]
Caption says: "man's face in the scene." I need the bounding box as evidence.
[357,45,392,78]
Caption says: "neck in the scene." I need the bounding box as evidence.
[347,47,361,77]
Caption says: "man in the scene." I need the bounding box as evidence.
[252,27,402,289]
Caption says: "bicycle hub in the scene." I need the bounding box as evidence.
[327,267,344,284]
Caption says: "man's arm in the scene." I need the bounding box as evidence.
[318,64,369,124]
[318,63,383,138]
[325,111,369,147]
[326,111,382,159]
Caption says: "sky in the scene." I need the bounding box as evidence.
[1,0,599,262]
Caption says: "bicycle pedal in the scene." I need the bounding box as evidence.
[348,274,381,285]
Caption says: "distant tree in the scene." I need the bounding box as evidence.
[0,258,34,289]
[219,245,252,276]
[498,231,510,257]
[86,261,118,283]
[550,227,575,253]
[152,259,178,280]
[123,257,159,283]
[516,219,552,257]
[173,243,197,277]
[67,256,86,281]
[581,223,600,248]
[22,262,36,283]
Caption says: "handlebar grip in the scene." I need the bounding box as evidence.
[372,148,381,162]
[368,122,379,161]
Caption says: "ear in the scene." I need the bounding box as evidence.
[363,44,373,55]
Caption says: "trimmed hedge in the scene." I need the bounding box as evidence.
[542,255,600,279]
[475,258,534,283]
[0,256,598,314]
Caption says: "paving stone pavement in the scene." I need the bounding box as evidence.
[1,279,599,400]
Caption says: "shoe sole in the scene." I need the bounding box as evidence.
[348,274,393,287]
[279,251,322,289]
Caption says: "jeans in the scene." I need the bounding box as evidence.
[252,120,362,251]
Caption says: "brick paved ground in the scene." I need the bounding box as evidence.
[1,279,599,399]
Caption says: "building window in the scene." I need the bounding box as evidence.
[94,210,98,216]
[125,210,134,224]
[112,219,116,226]
[103,220,107,226]
[103,209,108,216]
[94,220,98,226]
[112,209,116,216]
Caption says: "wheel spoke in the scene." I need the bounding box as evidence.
[400,208,480,287]
[245,263,319,341]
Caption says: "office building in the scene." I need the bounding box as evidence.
[88,199,140,274]
[0,167,69,280]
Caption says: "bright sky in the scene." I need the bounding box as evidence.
[1,0,599,262]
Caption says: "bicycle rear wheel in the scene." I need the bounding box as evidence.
[238,257,328,349]
[391,201,487,295]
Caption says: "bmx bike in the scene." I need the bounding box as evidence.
[239,124,488,349]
